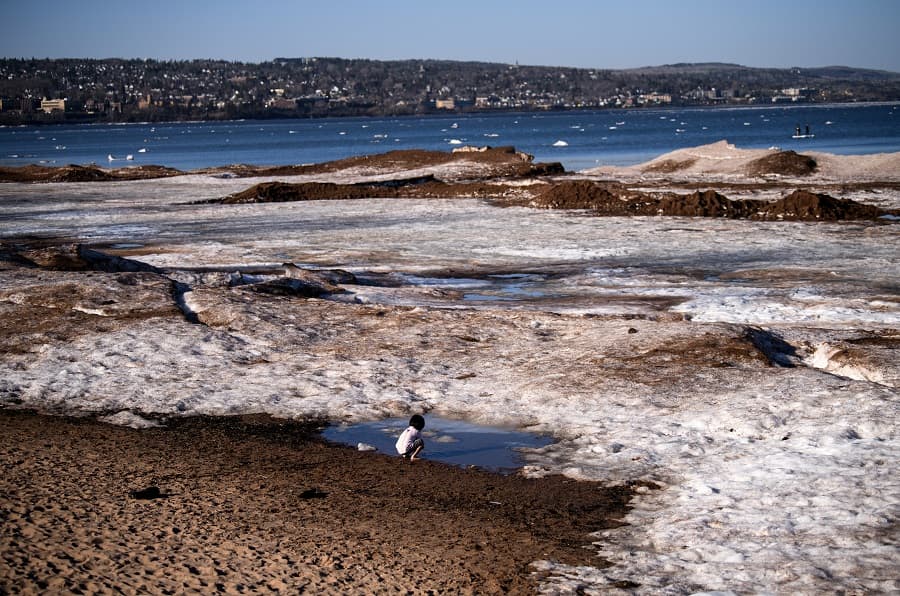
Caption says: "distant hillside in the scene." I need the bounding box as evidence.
[1,57,898,124]
[625,62,898,78]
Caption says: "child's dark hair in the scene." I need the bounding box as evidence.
[409,414,425,430]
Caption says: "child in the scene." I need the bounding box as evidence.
[395,414,425,461]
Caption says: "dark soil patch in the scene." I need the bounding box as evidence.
[528,180,643,213]
[745,151,817,177]
[757,190,891,220]
[531,181,899,221]
[205,178,531,204]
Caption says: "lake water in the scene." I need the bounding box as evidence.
[323,416,552,473]
[1,103,898,172]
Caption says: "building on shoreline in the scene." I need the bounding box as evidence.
[40,98,66,113]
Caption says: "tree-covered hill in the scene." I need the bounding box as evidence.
[1,57,897,124]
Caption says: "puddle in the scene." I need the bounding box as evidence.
[323,416,553,473]
[399,273,553,303]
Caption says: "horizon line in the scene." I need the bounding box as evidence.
[1,55,897,75]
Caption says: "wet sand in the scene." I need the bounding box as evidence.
[0,409,633,594]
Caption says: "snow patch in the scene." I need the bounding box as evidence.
[99,410,164,429]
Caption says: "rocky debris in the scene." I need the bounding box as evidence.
[531,181,899,221]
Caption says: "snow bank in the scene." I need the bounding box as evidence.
[1,173,898,594]
[585,140,900,183]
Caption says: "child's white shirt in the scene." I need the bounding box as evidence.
[395,425,420,454]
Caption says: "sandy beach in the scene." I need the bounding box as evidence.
[0,409,632,594]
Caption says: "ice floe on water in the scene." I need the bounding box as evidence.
[0,177,898,594]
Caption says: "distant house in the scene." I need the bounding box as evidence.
[435,98,456,110]
[41,98,66,113]
[267,97,298,110]
[642,92,672,104]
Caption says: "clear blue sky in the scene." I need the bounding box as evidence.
[2,0,898,72]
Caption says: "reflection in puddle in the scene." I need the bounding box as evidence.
[323,416,552,473]
[399,272,552,302]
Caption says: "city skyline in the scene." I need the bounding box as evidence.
[2,0,899,73]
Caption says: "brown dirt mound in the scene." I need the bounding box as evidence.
[210,177,528,204]
[222,181,379,203]
[49,165,119,182]
[216,146,564,179]
[745,151,817,177]
[0,164,183,183]
[532,182,899,221]
[0,164,109,183]
[530,180,637,214]
[756,190,892,220]
[2,147,561,183]
[656,190,754,217]
[642,157,698,173]
[315,146,528,170]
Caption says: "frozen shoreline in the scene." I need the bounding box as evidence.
[1,144,898,593]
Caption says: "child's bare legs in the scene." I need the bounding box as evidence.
[406,437,424,461]
[409,444,423,461]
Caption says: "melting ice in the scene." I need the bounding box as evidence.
[0,176,898,594]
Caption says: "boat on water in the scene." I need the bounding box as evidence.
[793,125,815,139]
